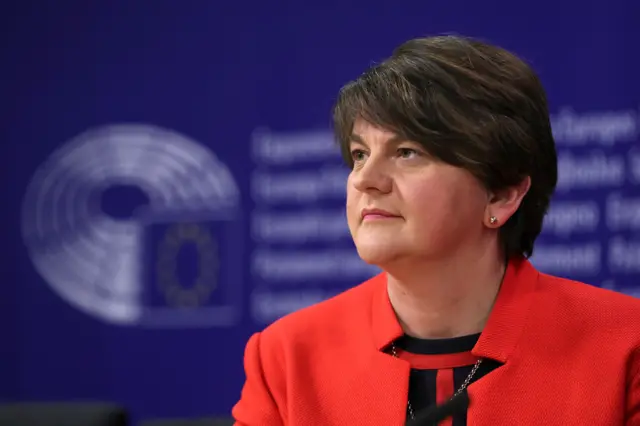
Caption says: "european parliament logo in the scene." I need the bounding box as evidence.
[20,124,243,327]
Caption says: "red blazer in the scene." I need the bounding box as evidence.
[232,258,640,425]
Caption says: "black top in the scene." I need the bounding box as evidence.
[393,333,502,425]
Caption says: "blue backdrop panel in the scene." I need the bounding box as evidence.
[1,1,638,424]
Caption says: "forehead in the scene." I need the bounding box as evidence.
[351,119,399,144]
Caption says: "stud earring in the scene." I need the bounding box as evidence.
[489,216,498,225]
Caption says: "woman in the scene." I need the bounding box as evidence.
[232,35,640,425]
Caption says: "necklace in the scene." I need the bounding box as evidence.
[390,342,482,421]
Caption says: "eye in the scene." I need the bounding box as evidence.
[397,147,418,159]
[350,149,367,162]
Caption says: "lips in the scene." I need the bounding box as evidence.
[361,208,401,220]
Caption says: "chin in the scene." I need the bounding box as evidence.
[354,241,404,267]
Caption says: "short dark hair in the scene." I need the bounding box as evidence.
[332,35,558,259]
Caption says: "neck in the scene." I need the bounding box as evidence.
[385,240,506,340]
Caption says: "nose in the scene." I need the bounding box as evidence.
[351,157,392,194]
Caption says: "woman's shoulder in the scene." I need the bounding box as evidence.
[540,272,640,307]
[536,271,640,332]
[257,273,385,348]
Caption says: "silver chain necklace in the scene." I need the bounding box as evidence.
[390,342,482,421]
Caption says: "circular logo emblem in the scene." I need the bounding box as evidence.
[21,124,243,326]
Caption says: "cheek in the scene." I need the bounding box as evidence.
[405,174,486,229]
[345,184,360,225]
[406,185,454,224]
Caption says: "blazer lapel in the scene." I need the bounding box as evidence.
[341,350,411,426]
[466,363,513,426]
[358,273,412,425]
[467,258,539,425]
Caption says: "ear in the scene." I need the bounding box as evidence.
[485,176,531,228]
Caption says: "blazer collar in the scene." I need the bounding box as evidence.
[370,257,539,364]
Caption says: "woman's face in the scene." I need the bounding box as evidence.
[346,119,492,267]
